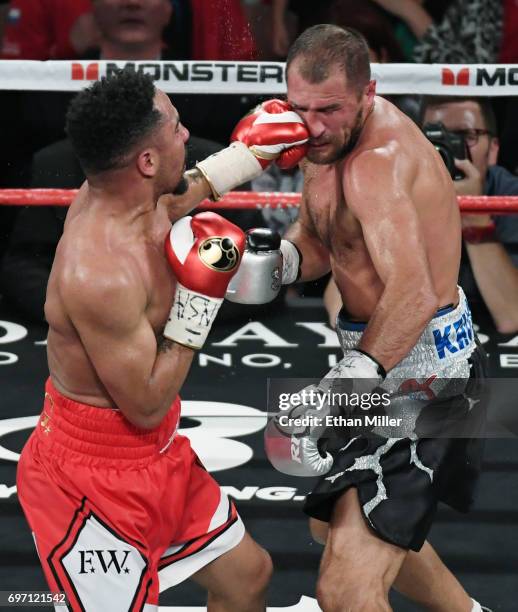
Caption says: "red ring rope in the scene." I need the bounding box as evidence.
[0,189,517,214]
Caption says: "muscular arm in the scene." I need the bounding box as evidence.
[284,168,331,281]
[271,0,290,56]
[65,263,195,429]
[284,218,331,281]
[158,168,213,224]
[370,0,433,38]
[346,148,439,372]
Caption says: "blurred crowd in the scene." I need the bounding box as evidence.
[0,0,517,333]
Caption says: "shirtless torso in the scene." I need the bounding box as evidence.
[304,96,459,314]
[45,184,177,408]
[286,97,462,370]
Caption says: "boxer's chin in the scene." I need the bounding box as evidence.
[308,128,362,165]
[172,174,189,196]
[307,143,346,165]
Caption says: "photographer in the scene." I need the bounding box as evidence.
[422,96,518,334]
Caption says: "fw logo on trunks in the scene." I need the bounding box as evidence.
[433,311,474,359]
[78,549,131,575]
[71,63,100,81]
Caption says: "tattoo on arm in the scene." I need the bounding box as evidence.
[157,335,176,354]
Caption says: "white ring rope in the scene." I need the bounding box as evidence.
[0,60,517,95]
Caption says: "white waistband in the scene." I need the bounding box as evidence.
[337,287,476,375]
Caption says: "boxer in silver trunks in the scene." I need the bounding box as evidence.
[260,25,490,612]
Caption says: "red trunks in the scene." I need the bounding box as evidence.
[17,379,244,610]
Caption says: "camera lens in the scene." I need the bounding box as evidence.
[423,122,465,181]
[434,144,455,176]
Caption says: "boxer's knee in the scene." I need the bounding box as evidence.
[238,545,272,601]
[316,570,391,612]
[249,546,273,598]
[208,545,272,610]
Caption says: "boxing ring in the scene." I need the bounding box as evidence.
[0,60,517,611]
[2,188,518,214]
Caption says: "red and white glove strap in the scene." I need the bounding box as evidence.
[164,283,223,349]
[196,142,263,201]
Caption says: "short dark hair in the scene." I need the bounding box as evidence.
[286,24,371,93]
[66,67,163,175]
[420,96,497,135]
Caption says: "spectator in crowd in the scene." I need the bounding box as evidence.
[328,0,405,63]
[328,0,421,121]
[180,0,258,141]
[190,0,256,60]
[269,0,457,61]
[367,0,453,61]
[269,0,447,60]
[90,0,173,59]
[270,0,332,58]
[1,0,256,61]
[271,0,404,59]
[1,0,95,59]
[369,0,502,64]
[368,0,434,60]
[0,0,94,206]
[270,0,290,58]
[89,0,256,62]
[422,96,518,333]
[414,0,502,64]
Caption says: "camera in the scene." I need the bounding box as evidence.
[422,122,467,181]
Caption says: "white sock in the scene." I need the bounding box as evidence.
[471,599,482,612]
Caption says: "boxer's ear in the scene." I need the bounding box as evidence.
[137,148,158,178]
[366,79,376,102]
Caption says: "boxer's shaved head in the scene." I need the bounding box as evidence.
[286,25,371,96]
[66,67,163,175]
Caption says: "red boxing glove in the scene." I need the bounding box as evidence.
[195,100,308,201]
[231,99,309,170]
[165,212,245,297]
[164,212,245,348]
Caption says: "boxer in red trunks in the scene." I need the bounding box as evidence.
[16,67,308,611]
